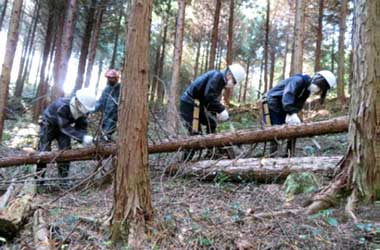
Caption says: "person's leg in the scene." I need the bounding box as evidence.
[180,100,197,161]
[57,133,71,178]
[36,121,53,184]
[269,109,286,157]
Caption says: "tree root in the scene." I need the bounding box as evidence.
[305,150,353,215]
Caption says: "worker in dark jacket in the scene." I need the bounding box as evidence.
[95,69,121,140]
[266,70,336,156]
[180,64,246,160]
[36,88,96,184]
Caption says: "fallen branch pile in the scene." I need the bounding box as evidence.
[0,117,348,168]
[167,156,342,182]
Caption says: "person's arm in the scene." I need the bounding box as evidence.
[282,77,303,114]
[204,73,226,113]
[57,107,87,142]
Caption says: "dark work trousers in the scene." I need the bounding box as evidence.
[36,120,71,184]
[180,100,216,161]
[268,108,296,157]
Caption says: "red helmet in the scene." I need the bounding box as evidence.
[105,69,120,79]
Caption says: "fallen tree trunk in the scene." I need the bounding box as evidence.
[0,117,348,168]
[0,179,35,240]
[33,209,52,250]
[167,156,342,182]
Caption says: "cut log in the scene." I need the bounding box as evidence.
[0,117,348,168]
[167,156,342,182]
[0,179,35,240]
[33,209,52,250]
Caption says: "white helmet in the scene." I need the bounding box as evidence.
[75,88,96,113]
[228,64,246,85]
[317,70,336,89]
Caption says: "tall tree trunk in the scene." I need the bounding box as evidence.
[83,1,107,88]
[150,39,161,102]
[243,61,250,102]
[51,0,78,100]
[0,0,23,140]
[111,0,153,246]
[337,0,348,107]
[290,0,305,75]
[33,3,54,121]
[314,0,324,72]
[330,25,336,74]
[263,0,270,92]
[193,38,201,78]
[14,1,39,98]
[208,0,221,70]
[282,34,289,79]
[0,0,8,31]
[204,39,210,72]
[258,55,264,98]
[167,0,186,133]
[95,58,103,95]
[224,0,234,105]
[72,0,96,94]
[110,8,123,69]
[51,6,65,98]
[269,46,276,90]
[307,0,380,215]
[156,10,169,104]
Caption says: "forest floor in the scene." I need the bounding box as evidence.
[1,98,380,250]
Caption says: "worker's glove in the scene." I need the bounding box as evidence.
[285,113,301,125]
[217,110,229,122]
[82,135,94,146]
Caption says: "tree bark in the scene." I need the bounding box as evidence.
[0,0,8,31]
[169,156,341,182]
[337,0,348,107]
[51,0,78,100]
[0,117,349,168]
[282,34,289,79]
[72,0,96,94]
[314,0,324,72]
[95,58,103,95]
[330,25,336,74]
[33,3,54,121]
[208,0,221,70]
[263,0,270,92]
[111,0,153,245]
[167,0,186,133]
[306,0,380,215]
[290,0,305,75]
[110,8,123,69]
[0,0,23,140]
[258,55,264,97]
[83,0,107,88]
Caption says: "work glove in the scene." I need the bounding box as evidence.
[82,135,94,146]
[217,110,229,122]
[285,113,301,125]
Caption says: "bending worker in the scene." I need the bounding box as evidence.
[36,88,96,185]
[264,70,336,156]
[94,69,121,141]
[180,63,246,160]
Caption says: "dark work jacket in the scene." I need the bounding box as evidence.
[267,74,312,115]
[42,98,88,142]
[180,70,226,113]
[95,83,120,134]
